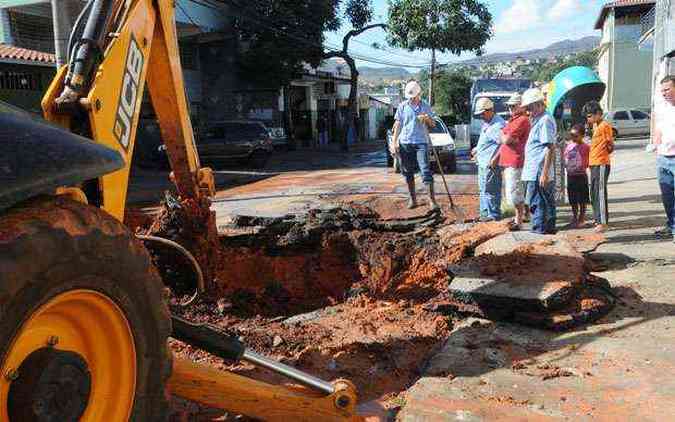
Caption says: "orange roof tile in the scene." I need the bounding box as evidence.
[0,44,55,64]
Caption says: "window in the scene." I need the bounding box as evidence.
[8,11,55,53]
[429,120,447,134]
[613,111,630,120]
[0,72,43,90]
[631,110,649,120]
[178,43,199,70]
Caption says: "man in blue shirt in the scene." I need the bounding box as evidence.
[472,98,506,221]
[392,80,438,210]
[521,88,558,234]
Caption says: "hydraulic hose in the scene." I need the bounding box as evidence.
[66,0,114,94]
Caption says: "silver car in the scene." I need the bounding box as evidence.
[604,109,651,138]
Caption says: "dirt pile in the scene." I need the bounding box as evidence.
[168,210,523,410]
[171,296,449,402]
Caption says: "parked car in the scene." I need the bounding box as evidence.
[604,109,651,138]
[196,121,273,169]
[267,126,291,150]
[386,117,457,174]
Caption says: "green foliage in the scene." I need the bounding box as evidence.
[345,0,373,29]
[418,68,472,121]
[235,0,342,88]
[526,49,600,83]
[386,0,492,54]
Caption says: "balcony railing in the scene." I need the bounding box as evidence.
[640,6,656,39]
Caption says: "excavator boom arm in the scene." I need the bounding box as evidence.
[38,1,365,420]
[42,0,208,219]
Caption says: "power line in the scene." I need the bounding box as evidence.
[185,0,432,68]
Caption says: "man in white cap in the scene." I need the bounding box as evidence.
[521,87,558,234]
[472,97,506,221]
[492,93,531,229]
[392,80,438,210]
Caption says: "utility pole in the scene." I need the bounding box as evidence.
[429,48,436,106]
[51,0,81,67]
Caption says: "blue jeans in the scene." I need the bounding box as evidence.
[526,179,557,234]
[478,165,502,220]
[319,131,328,146]
[399,143,433,184]
[657,155,675,234]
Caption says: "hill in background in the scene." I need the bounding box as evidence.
[358,66,411,83]
[455,36,600,66]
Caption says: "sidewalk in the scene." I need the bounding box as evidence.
[399,137,675,421]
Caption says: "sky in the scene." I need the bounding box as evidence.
[324,0,608,69]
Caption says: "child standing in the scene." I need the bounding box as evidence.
[564,124,591,227]
[583,101,614,232]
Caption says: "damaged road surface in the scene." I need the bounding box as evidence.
[141,194,616,419]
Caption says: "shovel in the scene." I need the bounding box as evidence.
[426,127,467,223]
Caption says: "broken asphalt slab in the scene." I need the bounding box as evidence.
[441,232,614,329]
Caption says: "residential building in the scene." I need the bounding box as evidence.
[595,0,656,111]
[0,44,55,113]
[0,0,229,115]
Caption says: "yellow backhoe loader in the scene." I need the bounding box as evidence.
[0,0,364,420]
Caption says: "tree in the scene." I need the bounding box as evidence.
[387,0,492,105]
[531,49,600,82]
[323,0,385,150]
[418,68,472,123]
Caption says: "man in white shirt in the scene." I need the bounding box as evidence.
[654,75,675,242]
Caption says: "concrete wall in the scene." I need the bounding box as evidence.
[0,8,12,43]
[612,22,653,110]
[175,0,228,32]
[598,13,614,110]
[598,10,653,112]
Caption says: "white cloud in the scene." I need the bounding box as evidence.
[495,0,543,35]
[547,0,583,21]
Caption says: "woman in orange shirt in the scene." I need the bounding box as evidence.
[583,101,614,232]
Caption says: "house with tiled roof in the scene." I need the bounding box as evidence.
[0,0,230,115]
[595,0,657,111]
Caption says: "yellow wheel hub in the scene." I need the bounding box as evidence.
[0,289,136,421]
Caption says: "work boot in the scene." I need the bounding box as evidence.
[426,182,439,211]
[406,178,417,209]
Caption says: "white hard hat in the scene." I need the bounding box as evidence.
[521,88,545,107]
[474,97,494,115]
[404,80,422,99]
[506,93,522,106]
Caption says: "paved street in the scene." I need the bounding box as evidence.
[130,137,675,422]
[400,137,675,421]
[209,143,479,225]
[128,142,480,227]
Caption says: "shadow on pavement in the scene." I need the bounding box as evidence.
[608,194,661,205]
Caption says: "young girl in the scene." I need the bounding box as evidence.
[564,124,591,227]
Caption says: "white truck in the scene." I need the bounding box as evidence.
[469,78,532,147]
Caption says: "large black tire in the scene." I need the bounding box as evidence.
[0,196,172,421]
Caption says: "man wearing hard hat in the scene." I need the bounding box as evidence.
[392,80,438,210]
[472,97,506,221]
[521,88,558,234]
